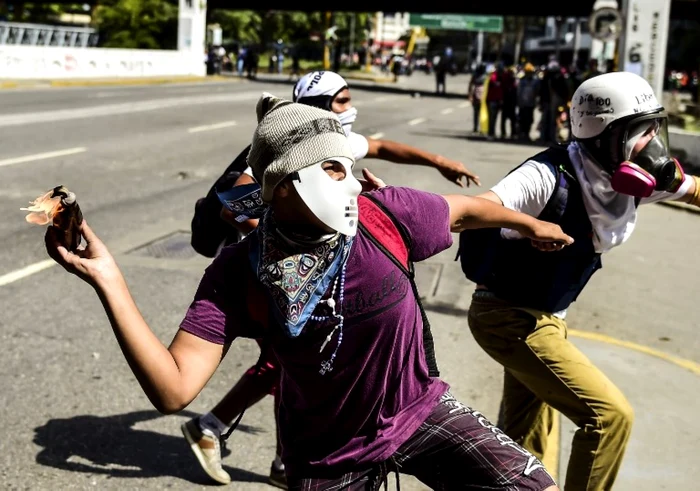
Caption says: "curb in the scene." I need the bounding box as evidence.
[0,75,236,90]
[341,73,395,84]
[658,200,700,214]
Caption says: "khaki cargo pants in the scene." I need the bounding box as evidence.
[468,291,634,491]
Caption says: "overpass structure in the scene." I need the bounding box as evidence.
[38,0,699,19]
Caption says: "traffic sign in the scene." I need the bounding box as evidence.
[589,7,624,42]
[409,14,503,33]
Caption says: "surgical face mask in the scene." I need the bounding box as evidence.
[612,120,684,197]
[293,157,362,236]
[336,107,357,137]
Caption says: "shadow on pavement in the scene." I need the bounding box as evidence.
[423,301,471,318]
[33,409,268,485]
[240,73,469,100]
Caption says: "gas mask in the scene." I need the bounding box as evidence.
[611,117,685,198]
[292,157,362,236]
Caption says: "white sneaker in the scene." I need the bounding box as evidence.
[181,417,231,484]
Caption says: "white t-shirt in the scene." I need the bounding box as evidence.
[490,159,692,318]
[492,160,692,240]
[347,131,369,161]
[243,131,370,177]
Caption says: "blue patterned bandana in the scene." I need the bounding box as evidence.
[248,210,353,338]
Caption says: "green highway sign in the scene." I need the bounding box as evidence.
[409,13,503,33]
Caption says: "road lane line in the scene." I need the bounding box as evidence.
[0,259,55,287]
[0,91,260,129]
[570,329,700,376]
[458,101,471,108]
[0,147,87,168]
[368,132,384,139]
[374,96,388,102]
[408,118,426,126]
[188,120,237,133]
[440,108,454,115]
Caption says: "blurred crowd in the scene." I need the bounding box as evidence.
[467,57,615,145]
[666,70,699,99]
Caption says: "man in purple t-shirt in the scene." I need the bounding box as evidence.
[45,93,569,490]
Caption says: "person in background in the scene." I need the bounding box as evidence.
[583,58,602,81]
[501,66,518,140]
[517,63,540,141]
[486,63,505,140]
[236,46,246,76]
[434,47,455,95]
[468,64,487,133]
[289,49,301,81]
[539,60,569,144]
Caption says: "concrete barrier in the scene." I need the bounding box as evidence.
[0,45,205,80]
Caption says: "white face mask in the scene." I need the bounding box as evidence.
[293,157,362,236]
[336,107,357,137]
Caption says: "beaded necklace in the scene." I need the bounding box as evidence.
[311,260,348,376]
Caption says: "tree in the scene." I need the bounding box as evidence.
[207,10,262,46]
[92,0,179,50]
[7,2,87,24]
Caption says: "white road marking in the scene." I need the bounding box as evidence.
[188,120,237,133]
[0,91,260,128]
[0,259,55,287]
[89,92,122,99]
[458,101,471,108]
[374,96,388,102]
[408,118,426,126]
[0,147,87,168]
[441,108,454,115]
[368,132,384,139]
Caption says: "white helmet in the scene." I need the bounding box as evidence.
[570,72,666,173]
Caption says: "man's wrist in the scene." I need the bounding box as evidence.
[93,266,127,295]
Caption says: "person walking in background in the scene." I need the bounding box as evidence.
[289,49,301,81]
[435,47,455,95]
[468,64,487,133]
[517,63,539,141]
[501,66,518,140]
[236,46,246,76]
[539,60,569,144]
[486,63,505,139]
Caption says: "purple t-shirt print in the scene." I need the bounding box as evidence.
[179,186,453,477]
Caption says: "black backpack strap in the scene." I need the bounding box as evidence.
[358,194,440,378]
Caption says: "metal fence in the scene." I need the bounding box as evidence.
[0,22,98,47]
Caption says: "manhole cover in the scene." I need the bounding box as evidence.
[128,231,198,260]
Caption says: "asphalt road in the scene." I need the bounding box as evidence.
[1,73,699,490]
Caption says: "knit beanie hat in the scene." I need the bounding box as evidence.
[247,92,355,202]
